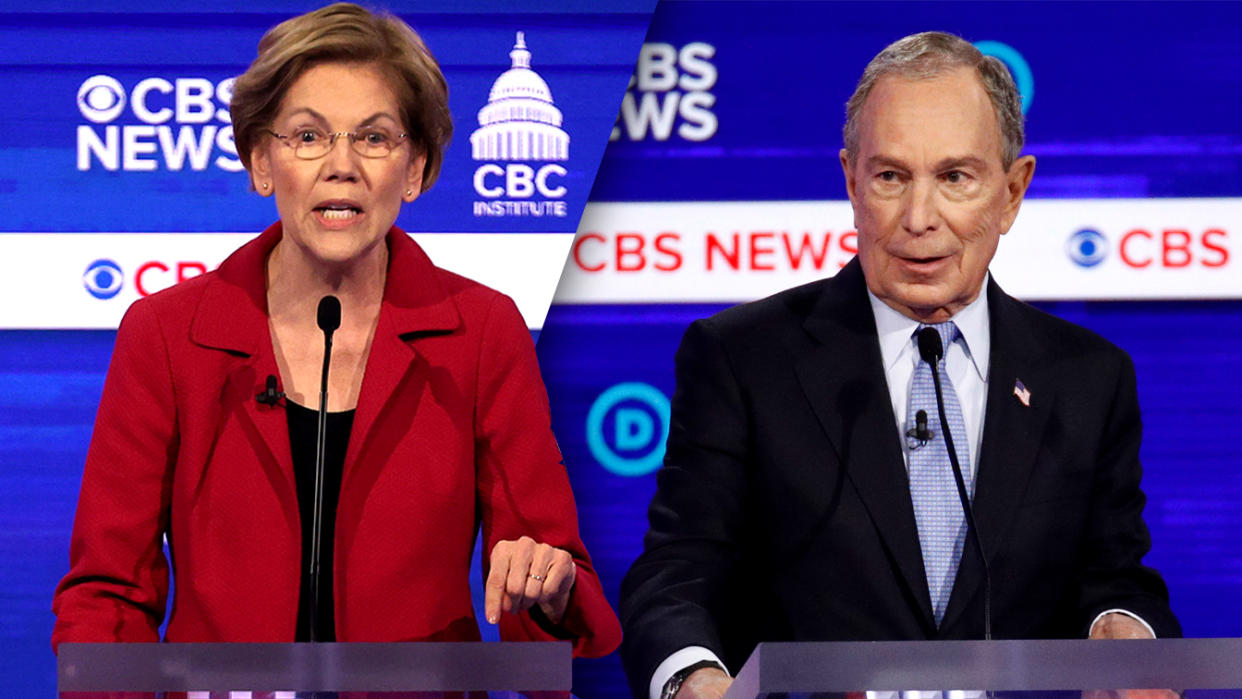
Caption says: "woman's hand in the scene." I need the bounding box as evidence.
[485,536,577,625]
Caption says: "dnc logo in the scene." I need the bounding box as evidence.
[586,382,670,477]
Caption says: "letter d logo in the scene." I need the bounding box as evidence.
[586,382,670,477]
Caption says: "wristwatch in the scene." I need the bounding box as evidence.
[661,659,728,699]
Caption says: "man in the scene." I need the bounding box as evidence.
[619,31,1179,699]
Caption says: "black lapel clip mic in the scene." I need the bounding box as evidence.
[906,409,934,447]
[255,375,285,406]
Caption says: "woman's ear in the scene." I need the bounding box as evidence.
[250,144,274,197]
[403,152,427,203]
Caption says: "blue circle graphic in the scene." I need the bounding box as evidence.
[974,40,1033,115]
[1066,229,1109,268]
[83,259,124,299]
[586,382,670,477]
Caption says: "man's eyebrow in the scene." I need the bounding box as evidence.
[933,156,989,171]
[862,154,991,171]
[864,155,909,171]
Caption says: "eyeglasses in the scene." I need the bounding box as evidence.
[265,127,409,159]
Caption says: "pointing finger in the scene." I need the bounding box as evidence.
[484,540,512,624]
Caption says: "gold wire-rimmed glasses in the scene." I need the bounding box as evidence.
[265,127,409,159]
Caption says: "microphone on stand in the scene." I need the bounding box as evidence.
[916,326,991,641]
[306,295,341,643]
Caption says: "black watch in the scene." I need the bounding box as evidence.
[661,659,727,699]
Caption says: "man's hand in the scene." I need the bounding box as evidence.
[1088,612,1155,639]
[674,667,733,699]
[1085,614,1175,699]
[485,536,576,625]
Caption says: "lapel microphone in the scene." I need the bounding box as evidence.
[255,375,284,406]
[906,409,934,446]
[916,325,991,641]
[306,294,341,643]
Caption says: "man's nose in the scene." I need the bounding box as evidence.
[901,178,939,235]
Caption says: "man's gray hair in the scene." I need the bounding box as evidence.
[843,31,1025,170]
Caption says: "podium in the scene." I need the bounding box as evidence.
[724,639,1242,697]
[58,642,571,696]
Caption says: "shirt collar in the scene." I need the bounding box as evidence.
[867,275,991,381]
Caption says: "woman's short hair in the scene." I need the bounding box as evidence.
[231,2,453,192]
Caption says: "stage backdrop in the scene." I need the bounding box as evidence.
[539,2,1242,696]
[0,2,654,697]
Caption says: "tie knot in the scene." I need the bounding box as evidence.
[916,321,960,357]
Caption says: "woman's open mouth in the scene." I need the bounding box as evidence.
[313,200,365,226]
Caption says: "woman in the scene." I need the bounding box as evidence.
[52,2,620,658]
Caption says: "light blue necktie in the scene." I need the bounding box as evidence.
[906,321,973,626]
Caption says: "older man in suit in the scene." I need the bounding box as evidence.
[619,31,1179,699]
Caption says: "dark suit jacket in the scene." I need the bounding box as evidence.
[620,258,1178,696]
[53,223,621,657]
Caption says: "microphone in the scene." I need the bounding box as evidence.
[306,295,341,642]
[255,375,284,406]
[916,324,943,364]
[317,295,341,335]
[905,409,934,446]
[915,326,991,641]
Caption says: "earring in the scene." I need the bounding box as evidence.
[261,183,269,190]
[406,189,412,196]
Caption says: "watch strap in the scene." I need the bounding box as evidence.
[661,659,728,699]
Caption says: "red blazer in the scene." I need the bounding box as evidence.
[52,223,621,657]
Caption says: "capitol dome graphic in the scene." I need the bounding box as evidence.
[471,32,569,161]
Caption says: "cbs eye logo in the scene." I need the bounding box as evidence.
[77,75,127,124]
[1066,228,1109,268]
[586,382,670,477]
[83,259,124,299]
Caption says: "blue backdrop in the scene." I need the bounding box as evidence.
[4,1,1242,697]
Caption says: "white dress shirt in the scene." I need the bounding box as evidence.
[868,285,989,478]
[649,280,1151,699]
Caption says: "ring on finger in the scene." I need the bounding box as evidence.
[528,573,545,581]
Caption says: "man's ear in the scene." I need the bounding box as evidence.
[999,154,1036,234]
[839,148,860,208]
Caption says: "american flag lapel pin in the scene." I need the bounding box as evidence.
[1013,379,1032,407]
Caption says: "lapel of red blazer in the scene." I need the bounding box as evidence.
[938,277,1054,636]
[188,222,298,529]
[793,257,938,634]
[340,228,461,492]
[185,223,462,533]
